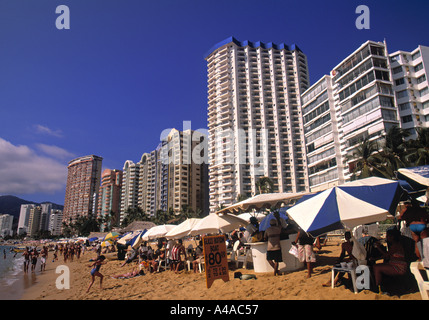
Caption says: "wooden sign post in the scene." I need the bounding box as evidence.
[203,235,229,288]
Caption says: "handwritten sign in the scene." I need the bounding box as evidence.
[203,235,229,288]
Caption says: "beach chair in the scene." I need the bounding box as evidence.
[410,261,429,300]
[232,240,252,269]
[157,255,169,272]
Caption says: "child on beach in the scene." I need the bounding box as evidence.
[86,255,107,293]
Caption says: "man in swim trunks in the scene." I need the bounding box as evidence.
[40,246,48,271]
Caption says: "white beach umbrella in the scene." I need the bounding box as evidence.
[142,224,176,240]
[188,213,248,236]
[165,218,201,239]
[237,212,266,223]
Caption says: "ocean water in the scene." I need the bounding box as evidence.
[0,246,25,297]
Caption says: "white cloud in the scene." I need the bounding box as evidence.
[0,138,67,195]
[34,124,63,138]
[36,143,76,160]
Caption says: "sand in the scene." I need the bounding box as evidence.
[19,239,422,301]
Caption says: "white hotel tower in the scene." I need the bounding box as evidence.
[389,45,429,139]
[302,40,399,191]
[205,37,310,212]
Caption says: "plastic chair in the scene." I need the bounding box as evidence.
[232,240,252,269]
[410,261,429,300]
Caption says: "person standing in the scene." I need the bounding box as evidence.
[264,219,283,276]
[295,230,316,278]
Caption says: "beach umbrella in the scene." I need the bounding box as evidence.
[295,177,403,216]
[259,210,289,232]
[88,237,99,242]
[286,186,389,237]
[237,212,266,223]
[165,218,201,239]
[101,239,113,247]
[216,192,308,214]
[189,213,248,236]
[129,230,147,249]
[142,224,176,241]
[103,232,120,241]
[397,165,429,190]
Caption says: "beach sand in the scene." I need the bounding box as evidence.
[20,240,422,301]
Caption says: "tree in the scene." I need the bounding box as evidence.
[348,138,389,180]
[255,176,274,194]
[404,127,429,166]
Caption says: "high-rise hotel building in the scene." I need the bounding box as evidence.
[205,37,310,212]
[119,128,208,223]
[63,155,103,225]
[389,45,429,139]
[302,41,399,191]
[97,169,123,230]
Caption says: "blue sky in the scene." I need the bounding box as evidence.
[1,0,428,205]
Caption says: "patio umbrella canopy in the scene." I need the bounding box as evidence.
[216,192,308,214]
[165,218,201,239]
[142,224,176,241]
[237,212,266,223]
[189,213,248,236]
[398,165,429,188]
[287,186,389,237]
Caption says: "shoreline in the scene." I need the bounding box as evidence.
[17,240,423,301]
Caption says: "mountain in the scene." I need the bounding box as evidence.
[0,195,64,221]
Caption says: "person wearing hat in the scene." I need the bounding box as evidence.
[264,219,283,276]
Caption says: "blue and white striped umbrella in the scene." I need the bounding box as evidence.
[286,186,389,237]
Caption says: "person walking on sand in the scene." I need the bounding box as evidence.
[22,247,30,273]
[30,248,39,273]
[40,246,48,272]
[87,255,107,293]
[295,230,316,278]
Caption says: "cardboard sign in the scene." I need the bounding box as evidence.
[203,235,229,288]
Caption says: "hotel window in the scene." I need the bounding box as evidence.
[420,87,429,97]
[390,55,399,62]
[396,90,409,99]
[414,63,423,72]
[399,102,410,111]
[395,78,405,86]
[423,101,429,109]
[417,74,426,84]
[393,66,403,74]
[401,115,413,123]
[412,51,421,60]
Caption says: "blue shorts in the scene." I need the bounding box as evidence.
[410,223,427,234]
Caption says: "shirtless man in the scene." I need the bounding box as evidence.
[40,246,48,272]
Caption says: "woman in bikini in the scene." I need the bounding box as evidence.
[373,229,408,294]
[398,200,429,259]
[86,255,107,293]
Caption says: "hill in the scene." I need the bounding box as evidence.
[0,195,64,221]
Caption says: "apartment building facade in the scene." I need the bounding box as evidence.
[206,37,310,212]
[119,128,208,223]
[97,168,123,230]
[63,155,103,225]
[390,45,429,139]
[302,40,399,191]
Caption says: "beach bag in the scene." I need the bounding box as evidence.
[289,244,299,258]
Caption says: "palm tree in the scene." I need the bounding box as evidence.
[347,138,390,180]
[404,127,429,166]
[255,176,274,194]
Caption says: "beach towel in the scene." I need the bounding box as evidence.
[351,236,367,262]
